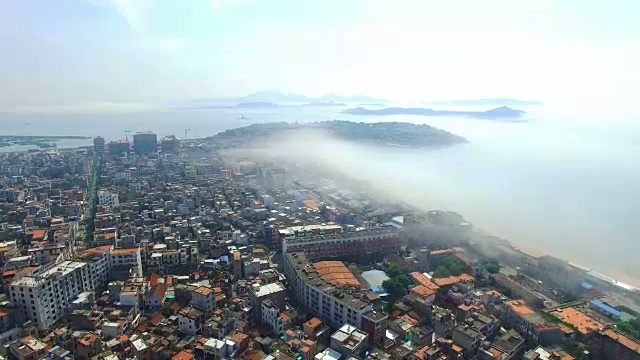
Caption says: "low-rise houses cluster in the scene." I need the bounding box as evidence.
[0,134,638,360]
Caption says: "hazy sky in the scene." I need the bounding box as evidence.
[1,0,638,111]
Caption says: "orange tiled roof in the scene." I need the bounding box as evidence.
[551,307,603,335]
[411,285,436,298]
[26,229,46,240]
[410,272,440,291]
[314,261,360,288]
[86,245,112,254]
[78,333,98,347]
[305,317,321,329]
[506,300,535,316]
[489,347,503,358]
[432,274,474,287]
[193,286,214,296]
[149,313,166,326]
[229,332,248,343]
[604,329,640,354]
[112,247,139,255]
[172,350,194,360]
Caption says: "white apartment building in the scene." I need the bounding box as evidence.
[82,246,113,290]
[10,261,95,330]
[27,244,68,265]
[283,252,373,329]
[191,286,216,316]
[111,247,142,278]
[98,190,119,207]
[330,324,369,358]
[261,299,291,336]
[178,306,205,335]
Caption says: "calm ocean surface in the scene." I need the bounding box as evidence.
[1,106,639,285]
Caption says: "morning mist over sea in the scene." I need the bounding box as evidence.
[2,104,639,285]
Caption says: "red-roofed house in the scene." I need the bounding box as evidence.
[145,284,168,308]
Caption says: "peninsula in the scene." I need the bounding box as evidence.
[343,105,526,120]
[0,135,91,148]
[208,120,466,148]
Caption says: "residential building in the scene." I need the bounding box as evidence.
[261,299,291,336]
[93,136,105,156]
[303,317,323,338]
[482,329,524,360]
[191,286,216,316]
[522,346,577,360]
[98,190,119,207]
[178,306,205,335]
[9,336,47,360]
[248,282,286,325]
[283,252,373,329]
[360,310,388,346]
[110,247,142,279]
[107,140,130,156]
[10,261,95,330]
[329,324,369,358]
[145,283,168,308]
[133,132,158,155]
[281,227,402,260]
[503,300,563,345]
[452,323,483,357]
[590,327,640,360]
[550,307,603,336]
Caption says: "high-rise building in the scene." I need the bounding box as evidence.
[159,136,180,153]
[93,136,105,156]
[108,140,130,156]
[132,132,158,155]
[10,261,97,329]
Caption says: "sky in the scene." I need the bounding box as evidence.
[1,0,639,112]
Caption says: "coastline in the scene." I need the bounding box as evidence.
[471,218,640,289]
[6,132,637,292]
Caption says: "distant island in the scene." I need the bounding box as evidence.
[237,90,386,104]
[434,98,542,106]
[343,106,526,120]
[302,102,346,107]
[236,102,280,109]
[209,120,466,148]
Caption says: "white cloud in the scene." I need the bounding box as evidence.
[111,0,152,33]
[107,0,188,52]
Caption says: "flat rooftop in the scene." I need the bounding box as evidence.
[287,252,369,310]
[12,261,86,287]
[253,282,285,297]
[551,307,603,335]
[283,227,400,245]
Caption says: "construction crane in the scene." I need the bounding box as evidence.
[124,130,131,141]
[184,127,191,140]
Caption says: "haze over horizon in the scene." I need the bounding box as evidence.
[1,1,639,114]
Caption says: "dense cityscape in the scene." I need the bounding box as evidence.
[0,129,638,360]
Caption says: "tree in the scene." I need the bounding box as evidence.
[382,279,406,300]
[616,320,640,338]
[396,274,413,288]
[433,266,451,278]
[386,263,403,278]
[432,256,467,277]
[485,263,500,274]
